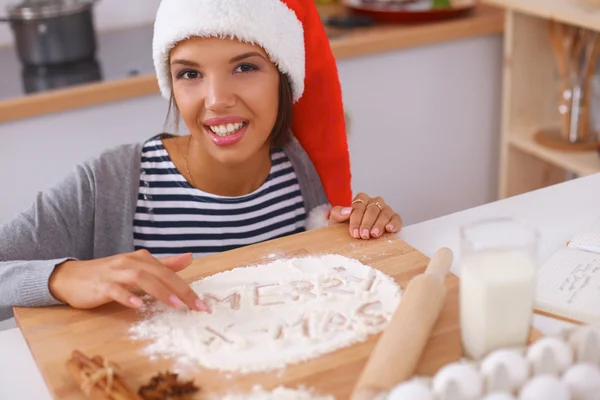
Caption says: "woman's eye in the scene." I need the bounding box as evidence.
[235,63,258,73]
[176,70,200,80]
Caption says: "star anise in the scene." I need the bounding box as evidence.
[138,371,200,400]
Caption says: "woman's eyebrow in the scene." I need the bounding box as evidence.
[230,52,267,63]
[170,59,200,67]
[170,52,266,67]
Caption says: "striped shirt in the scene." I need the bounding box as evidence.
[133,137,307,257]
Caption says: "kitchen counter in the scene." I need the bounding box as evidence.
[2,170,596,399]
[0,4,503,125]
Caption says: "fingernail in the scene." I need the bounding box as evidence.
[386,224,394,232]
[361,229,369,239]
[353,228,359,238]
[129,296,143,308]
[196,298,211,313]
[341,207,352,216]
[169,294,184,308]
[372,228,380,237]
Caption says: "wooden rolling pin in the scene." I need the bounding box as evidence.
[350,247,454,400]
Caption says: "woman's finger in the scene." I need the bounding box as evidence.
[370,206,395,238]
[329,206,353,224]
[349,195,369,238]
[386,214,404,233]
[159,253,194,272]
[358,202,383,239]
[131,251,211,313]
[116,268,179,309]
[149,265,211,313]
[103,282,144,309]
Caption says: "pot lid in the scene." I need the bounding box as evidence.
[7,0,94,20]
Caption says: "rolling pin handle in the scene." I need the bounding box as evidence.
[424,247,453,281]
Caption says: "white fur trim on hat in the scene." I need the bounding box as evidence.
[153,0,305,102]
[305,204,331,231]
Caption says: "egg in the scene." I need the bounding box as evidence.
[526,337,574,375]
[562,363,600,400]
[432,362,483,400]
[518,375,571,400]
[568,326,600,365]
[481,349,530,392]
[387,380,433,400]
[483,393,517,400]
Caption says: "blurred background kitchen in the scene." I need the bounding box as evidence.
[0,0,598,266]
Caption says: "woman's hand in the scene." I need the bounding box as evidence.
[48,249,211,313]
[329,193,403,239]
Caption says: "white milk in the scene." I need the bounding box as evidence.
[460,251,536,360]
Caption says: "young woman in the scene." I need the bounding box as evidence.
[0,0,402,320]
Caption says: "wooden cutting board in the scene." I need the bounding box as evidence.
[14,224,463,399]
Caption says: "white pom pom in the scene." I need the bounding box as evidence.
[526,337,573,375]
[562,363,600,400]
[481,349,530,393]
[305,204,331,231]
[518,375,570,400]
[388,380,433,400]
[433,362,483,400]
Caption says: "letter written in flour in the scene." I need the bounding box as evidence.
[203,326,234,346]
[290,280,316,301]
[254,284,285,306]
[356,301,388,326]
[320,277,354,295]
[202,292,241,310]
[273,317,311,340]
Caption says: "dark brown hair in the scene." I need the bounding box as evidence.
[165,71,294,148]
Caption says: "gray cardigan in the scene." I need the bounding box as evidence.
[0,135,328,321]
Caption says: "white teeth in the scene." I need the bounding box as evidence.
[209,122,246,136]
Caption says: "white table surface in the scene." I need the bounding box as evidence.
[2,173,598,399]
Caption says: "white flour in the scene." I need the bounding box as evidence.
[129,254,401,373]
[219,385,335,400]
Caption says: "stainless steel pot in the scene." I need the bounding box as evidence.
[0,0,98,66]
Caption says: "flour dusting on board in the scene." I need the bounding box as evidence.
[219,385,335,400]
[129,255,401,373]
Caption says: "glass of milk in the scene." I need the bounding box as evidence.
[459,218,538,361]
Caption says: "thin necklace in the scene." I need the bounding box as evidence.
[184,135,196,188]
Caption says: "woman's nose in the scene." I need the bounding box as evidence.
[204,76,236,111]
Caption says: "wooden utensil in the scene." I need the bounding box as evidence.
[350,247,454,400]
[547,21,600,144]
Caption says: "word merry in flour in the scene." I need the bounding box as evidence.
[202,270,376,309]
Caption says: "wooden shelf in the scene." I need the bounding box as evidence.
[484,0,600,31]
[508,130,600,176]
[488,0,600,198]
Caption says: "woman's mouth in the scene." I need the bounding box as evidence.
[204,121,249,147]
[207,122,248,137]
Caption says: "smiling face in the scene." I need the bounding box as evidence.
[169,37,282,165]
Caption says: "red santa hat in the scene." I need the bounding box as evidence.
[152,0,353,218]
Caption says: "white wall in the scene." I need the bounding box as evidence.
[0,94,169,225]
[0,0,162,47]
[339,34,502,225]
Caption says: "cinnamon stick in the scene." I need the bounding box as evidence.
[67,350,143,400]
